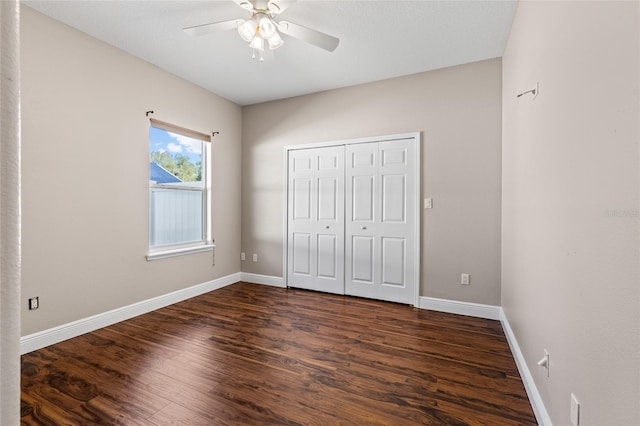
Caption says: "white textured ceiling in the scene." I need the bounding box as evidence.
[24,0,517,106]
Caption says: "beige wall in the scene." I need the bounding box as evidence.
[242,58,503,305]
[20,6,242,335]
[20,3,640,422]
[502,1,640,424]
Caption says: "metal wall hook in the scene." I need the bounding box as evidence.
[517,82,539,99]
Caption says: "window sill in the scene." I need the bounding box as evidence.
[146,244,214,261]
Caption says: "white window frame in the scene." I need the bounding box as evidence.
[146,119,214,261]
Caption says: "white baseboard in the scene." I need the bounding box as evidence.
[419,296,501,320]
[240,272,286,288]
[20,272,242,355]
[500,308,552,426]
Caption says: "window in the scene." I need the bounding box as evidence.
[146,119,212,260]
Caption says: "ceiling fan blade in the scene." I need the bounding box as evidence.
[183,19,244,37]
[267,0,295,15]
[277,21,339,52]
[233,0,255,12]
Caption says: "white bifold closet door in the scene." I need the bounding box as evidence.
[286,137,417,304]
[287,146,345,294]
[345,140,416,304]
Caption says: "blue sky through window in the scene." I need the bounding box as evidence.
[149,127,202,165]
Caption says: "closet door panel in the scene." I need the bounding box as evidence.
[293,178,312,220]
[345,142,380,295]
[317,234,338,279]
[292,233,312,275]
[352,175,375,222]
[381,237,405,286]
[351,235,374,284]
[345,139,416,304]
[317,177,338,221]
[287,146,344,294]
[382,174,406,222]
[377,139,416,303]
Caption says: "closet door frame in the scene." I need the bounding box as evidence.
[283,132,421,307]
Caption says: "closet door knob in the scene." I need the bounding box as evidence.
[325,225,330,229]
[361,226,367,230]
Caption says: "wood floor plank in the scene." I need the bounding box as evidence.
[148,402,220,426]
[21,391,90,426]
[21,282,536,425]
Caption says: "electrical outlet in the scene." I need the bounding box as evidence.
[28,297,39,310]
[252,253,258,262]
[461,273,470,285]
[240,252,246,261]
[570,394,580,426]
[424,198,433,209]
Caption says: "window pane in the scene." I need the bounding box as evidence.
[150,188,204,246]
[149,125,206,248]
[149,127,203,188]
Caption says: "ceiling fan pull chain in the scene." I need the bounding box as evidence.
[251,48,265,63]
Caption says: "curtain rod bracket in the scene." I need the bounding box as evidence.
[212,132,220,137]
[146,110,154,117]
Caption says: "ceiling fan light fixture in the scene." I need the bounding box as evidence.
[258,15,277,39]
[249,34,265,51]
[267,32,284,49]
[238,19,257,42]
[184,0,339,60]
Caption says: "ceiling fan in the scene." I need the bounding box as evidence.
[183,0,340,60]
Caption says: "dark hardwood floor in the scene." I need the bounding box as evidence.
[21,282,536,425]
